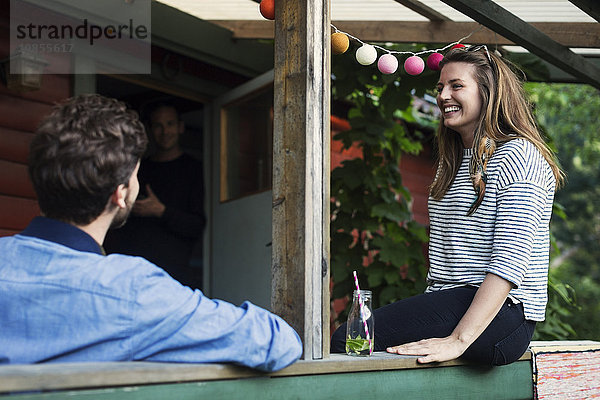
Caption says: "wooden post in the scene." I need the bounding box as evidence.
[271,0,331,359]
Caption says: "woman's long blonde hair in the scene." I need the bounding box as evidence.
[429,47,564,215]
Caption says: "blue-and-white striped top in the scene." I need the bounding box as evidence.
[426,138,556,321]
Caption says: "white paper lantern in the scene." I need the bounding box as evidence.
[355,44,378,66]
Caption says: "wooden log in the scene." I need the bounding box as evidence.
[0,127,34,164]
[0,74,71,105]
[0,95,52,133]
[272,0,331,360]
[0,159,36,199]
[0,195,39,231]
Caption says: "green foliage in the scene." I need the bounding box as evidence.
[526,82,600,340]
[331,44,437,319]
[533,216,578,340]
[502,52,550,82]
[533,269,578,340]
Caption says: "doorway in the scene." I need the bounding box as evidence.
[97,74,207,290]
[94,70,276,309]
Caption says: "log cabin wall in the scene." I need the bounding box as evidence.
[0,7,71,237]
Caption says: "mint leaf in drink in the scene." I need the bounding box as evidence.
[346,336,370,353]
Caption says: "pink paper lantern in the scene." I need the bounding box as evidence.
[427,53,444,71]
[404,56,425,76]
[377,54,398,74]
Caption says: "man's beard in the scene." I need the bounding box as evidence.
[109,199,134,230]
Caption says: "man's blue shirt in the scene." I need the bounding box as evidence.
[0,217,302,371]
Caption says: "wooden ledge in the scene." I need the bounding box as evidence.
[0,351,532,394]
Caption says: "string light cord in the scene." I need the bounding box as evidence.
[331,23,484,56]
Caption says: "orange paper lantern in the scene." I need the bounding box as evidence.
[259,0,275,20]
[331,32,350,55]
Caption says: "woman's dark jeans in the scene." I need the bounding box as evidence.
[331,286,536,365]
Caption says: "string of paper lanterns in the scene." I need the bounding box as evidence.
[331,24,475,75]
[258,0,479,76]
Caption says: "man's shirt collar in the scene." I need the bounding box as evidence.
[20,216,104,255]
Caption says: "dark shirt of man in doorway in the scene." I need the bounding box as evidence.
[105,102,205,289]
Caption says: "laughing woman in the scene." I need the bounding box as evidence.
[331,46,564,365]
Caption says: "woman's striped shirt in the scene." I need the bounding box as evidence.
[426,138,556,321]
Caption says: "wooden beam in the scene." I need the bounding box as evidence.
[209,20,600,48]
[440,0,600,89]
[393,0,451,21]
[271,0,331,360]
[0,353,534,394]
[569,0,600,23]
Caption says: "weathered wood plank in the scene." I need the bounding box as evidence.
[0,352,533,394]
[0,358,534,400]
[271,0,330,360]
[209,20,600,48]
[320,2,332,359]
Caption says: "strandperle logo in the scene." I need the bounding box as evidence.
[15,18,148,46]
[10,0,151,74]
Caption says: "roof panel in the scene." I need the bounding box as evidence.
[329,0,428,21]
[418,0,474,21]
[157,0,596,22]
[159,0,261,20]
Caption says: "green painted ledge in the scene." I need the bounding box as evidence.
[0,352,533,400]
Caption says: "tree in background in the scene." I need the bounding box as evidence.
[526,82,600,340]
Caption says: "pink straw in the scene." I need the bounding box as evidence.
[353,270,372,351]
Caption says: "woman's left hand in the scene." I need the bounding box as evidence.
[388,274,513,364]
[386,335,469,364]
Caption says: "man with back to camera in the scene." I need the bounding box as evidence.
[0,94,302,371]
[104,101,205,289]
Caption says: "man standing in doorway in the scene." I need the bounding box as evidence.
[105,101,205,289]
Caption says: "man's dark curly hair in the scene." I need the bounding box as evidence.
[29,94,148,225]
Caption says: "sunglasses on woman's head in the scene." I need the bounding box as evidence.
[465,44,492,63]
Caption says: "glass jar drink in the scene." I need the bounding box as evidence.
[345,289,374,356]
